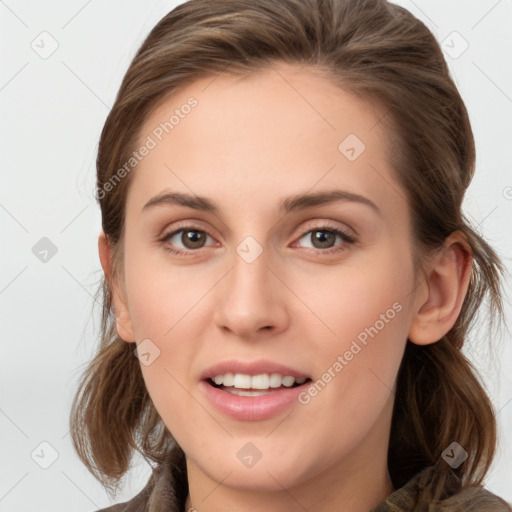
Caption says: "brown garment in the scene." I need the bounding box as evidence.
[96,445,512,512]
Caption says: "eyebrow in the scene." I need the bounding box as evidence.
[142,189,381,216]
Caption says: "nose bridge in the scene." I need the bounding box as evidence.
[228,239,274,311]
[213,235,287,336]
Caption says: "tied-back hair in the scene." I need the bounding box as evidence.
[70,0,505,502]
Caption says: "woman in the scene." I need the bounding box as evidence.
[70,0,512,510]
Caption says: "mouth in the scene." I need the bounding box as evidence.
[205,373,313,397]
[199,360,313,420]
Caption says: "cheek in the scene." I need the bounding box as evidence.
[294,246,413,350]
[122,251,219,418]
[293,249,413,420]
[125,272,202,378]
[123,248,213,339]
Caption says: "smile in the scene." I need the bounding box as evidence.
[210,372,308,391]
[202,374,313,421]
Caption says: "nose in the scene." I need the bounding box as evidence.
[213,246,289,340]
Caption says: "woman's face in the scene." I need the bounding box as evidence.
[116,63,421,496]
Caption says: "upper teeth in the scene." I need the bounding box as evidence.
[212,373,307,389]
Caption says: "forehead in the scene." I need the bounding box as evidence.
[127,63,403,218]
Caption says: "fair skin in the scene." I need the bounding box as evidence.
[99,63,472,512]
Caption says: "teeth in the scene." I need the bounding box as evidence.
[211,372,308,390]
[269,373,282,388]
[282,376,295,387]
[251,374,269,389]
[233,373,251,389]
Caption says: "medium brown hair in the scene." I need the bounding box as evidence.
[70,0,505,501]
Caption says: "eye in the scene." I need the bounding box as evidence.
[293,226,355,254]
[158,223,356,257]
[159,226,217,255]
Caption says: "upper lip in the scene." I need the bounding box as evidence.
[200,359,310,381]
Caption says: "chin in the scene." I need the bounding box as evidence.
[189,444,315,492]
[209,463,301,492]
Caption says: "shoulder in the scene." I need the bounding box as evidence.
[438,485,512,511]
[90,444,188,512]
[373,466,512,512]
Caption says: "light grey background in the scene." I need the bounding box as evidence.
[1,1,511,510]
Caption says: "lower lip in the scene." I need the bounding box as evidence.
[200,380,310,421]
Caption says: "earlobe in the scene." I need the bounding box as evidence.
[98,230,136,343]
[408,231,472,346]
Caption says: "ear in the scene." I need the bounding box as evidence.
[98,230,136,343]
[408,231,472,346]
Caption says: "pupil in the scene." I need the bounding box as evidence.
[313,230,334,248]
[183,230,205,248]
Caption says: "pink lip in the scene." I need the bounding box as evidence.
[199,358,312,421]
[200,380,311,421]
[199,358,309,380]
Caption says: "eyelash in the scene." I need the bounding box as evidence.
[158,222,356,257]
